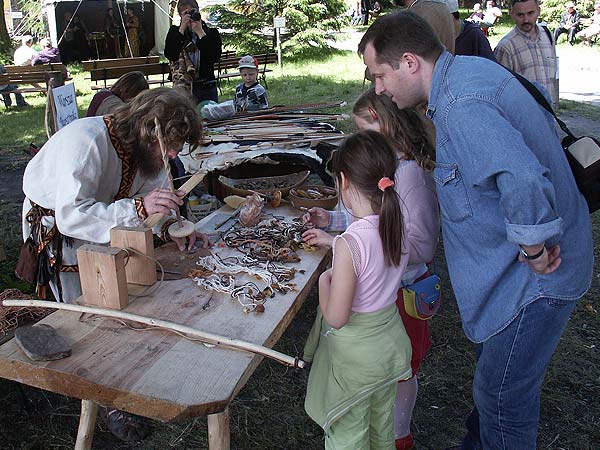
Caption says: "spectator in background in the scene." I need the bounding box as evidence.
[124,7,141,57]
[577,2,600,43]
[494,0,557,106]
[351,2,363,25]
[481,0,502,35]
[395,0,457,54]
[32,38,61,65]
[0,64,29,108]
[370,0,383,19]
[468,3,484,22]
[554,1,580,45]
[104,8,122,58]
[14,35,38,66]
[59,11,76,63]
[86,71,149,117]
[164,0,222,104]
[233,55,268,112]
[451,0,496,60]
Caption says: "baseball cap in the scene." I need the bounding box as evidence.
[447,0,459,13]
[238,55,258,70]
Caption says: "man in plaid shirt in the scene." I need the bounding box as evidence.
[494,0,558,107]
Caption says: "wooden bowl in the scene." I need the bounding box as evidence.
[217,170,310,198]
[289,185,338,211]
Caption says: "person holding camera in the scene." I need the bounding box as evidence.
[165,0,222,104]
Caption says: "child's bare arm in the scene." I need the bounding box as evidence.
[319,238,356,329]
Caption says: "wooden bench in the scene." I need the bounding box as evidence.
[578,18,599,44]
[0,63,70,94]
[82,56,160,72]
[83,56,166,90]
[89,62,172,90]
[216,52,277,88]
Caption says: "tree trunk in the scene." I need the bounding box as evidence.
[0,0,11,45]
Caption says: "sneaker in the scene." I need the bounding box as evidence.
[395,434,414,450]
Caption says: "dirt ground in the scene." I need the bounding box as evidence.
[0,113,599,449]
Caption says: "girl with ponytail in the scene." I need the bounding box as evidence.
[303,130,413,450]
[304,88,439,450]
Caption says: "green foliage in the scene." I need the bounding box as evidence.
[0,40,15,65]
[209,0,347,56]
[20,0,47,37]
[540,0,597,28]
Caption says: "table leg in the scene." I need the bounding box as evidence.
[74,399,98,450]
[207,407,230,450]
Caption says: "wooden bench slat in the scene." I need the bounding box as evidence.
[82,56,160,71]
[89,63,171,82]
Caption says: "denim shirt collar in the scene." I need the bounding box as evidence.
[426,50,453,121]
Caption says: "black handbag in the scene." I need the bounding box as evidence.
[513,71,600,213]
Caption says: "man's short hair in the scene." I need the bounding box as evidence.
[509,0,540,9]
[177,0,198,12]
[358,11,444,68]
[22,35,33,46]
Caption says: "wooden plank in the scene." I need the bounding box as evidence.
[0,205,329,422]
[208,408,230,450]
[77,245,129,310]
[90,63,170,82]
[110,227,157,286]
[82,56,160,71]
[74,400,98,450]
[218,69,272,81]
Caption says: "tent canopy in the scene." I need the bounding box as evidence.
[43,0,171,55]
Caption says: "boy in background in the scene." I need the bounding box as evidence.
[234,55,268,112]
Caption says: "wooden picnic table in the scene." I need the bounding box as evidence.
[0,204,330,449]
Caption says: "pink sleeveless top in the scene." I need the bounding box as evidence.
[333,215,409,313]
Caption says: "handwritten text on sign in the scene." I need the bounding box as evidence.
[52,83,78,129]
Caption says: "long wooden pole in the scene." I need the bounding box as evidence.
[3,300,305,368]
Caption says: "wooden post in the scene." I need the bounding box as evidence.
[45,70,65,138]
[208,408,230,450]
[110,227,156,286]
[77,245,129,310]
[74,399,98,450]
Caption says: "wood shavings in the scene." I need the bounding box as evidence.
[222,217,313,262]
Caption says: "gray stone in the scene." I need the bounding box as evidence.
[15,324,72,361]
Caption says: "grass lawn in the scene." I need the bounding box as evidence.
[0,44,599,449]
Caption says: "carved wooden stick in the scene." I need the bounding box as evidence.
[3,299,305,368]
[153,117,182,228]
[143,172,206,228]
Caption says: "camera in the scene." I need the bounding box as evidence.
[187,8,202,21]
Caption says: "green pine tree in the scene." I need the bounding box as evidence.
[209,0,347,59]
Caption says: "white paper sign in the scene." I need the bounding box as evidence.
[274,16,286,28]
[52,83,78,130]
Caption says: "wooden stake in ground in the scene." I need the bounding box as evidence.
[2,300,305,368]
[153,117,196,239]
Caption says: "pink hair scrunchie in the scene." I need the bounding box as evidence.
[378,177,395,192]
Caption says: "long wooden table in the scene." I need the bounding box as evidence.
[0,205,330,449]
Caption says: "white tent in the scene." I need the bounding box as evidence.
[43,0,171,56]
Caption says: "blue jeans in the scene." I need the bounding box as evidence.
[459,296,578,450]
[0,85,27,107]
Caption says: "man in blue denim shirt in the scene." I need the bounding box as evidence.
[359,10,593,450]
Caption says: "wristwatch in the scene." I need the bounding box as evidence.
[519,246,545,260]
